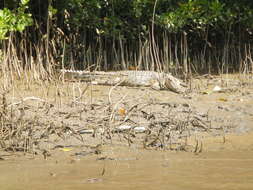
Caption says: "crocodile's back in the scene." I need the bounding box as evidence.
[116,71,161,87]
[61,70,160,85]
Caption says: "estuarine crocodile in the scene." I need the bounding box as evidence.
[60,69,187,93]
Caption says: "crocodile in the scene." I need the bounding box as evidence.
[60,69,187,93]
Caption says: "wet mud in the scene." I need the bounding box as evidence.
[0,74,252,189]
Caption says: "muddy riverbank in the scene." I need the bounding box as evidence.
[0,74,252,189]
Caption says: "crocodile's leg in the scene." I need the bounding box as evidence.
[150,81,161,90]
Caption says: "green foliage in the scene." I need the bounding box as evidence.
[157,0,225,32]
[157,0,253,35]
[60,0,154,39]
[48,5,57,19]
[1,0,253,72]
[59,0,253,38]
[0,0,33,39]
[65,0,102,29]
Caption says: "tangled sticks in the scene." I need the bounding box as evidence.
[0,85,233,158]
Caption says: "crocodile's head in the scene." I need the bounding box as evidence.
[163,73,186,93]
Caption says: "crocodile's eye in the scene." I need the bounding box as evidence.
[114,77,121,83]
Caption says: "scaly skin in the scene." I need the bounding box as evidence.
[60,69,187,93]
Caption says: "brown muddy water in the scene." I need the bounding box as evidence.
[0,74,253,190]
[1,132,253,190]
